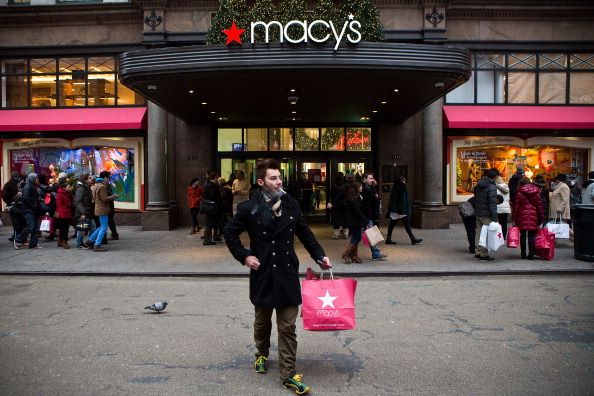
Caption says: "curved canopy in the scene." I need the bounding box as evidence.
[119,42,470,124]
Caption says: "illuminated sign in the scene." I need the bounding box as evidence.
[223,14,362,51]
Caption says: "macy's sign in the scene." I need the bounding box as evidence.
[222,14,362,51]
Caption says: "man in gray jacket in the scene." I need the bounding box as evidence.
[473,168,500,261]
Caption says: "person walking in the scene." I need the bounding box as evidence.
[495,175,511,240]
[99,171,119,241]
[218,176,233,233]
[473,168,500,261]
[385,176,422,245]
[361,172,387,261]
[513,177,545,260]
[582,171,594,204]
[231,170,250,215]
[2,171,21,242]
[74,174,96,249]
[14,172,42,250]
[342,181,367,263]
[84,175,118,252]
[327,172,348,239]
[202,170,221,246]
[549,173,571,223]
[187,177,203,234]
[54,172,74,249]
[508,167,525,205]
[223,159,331,395]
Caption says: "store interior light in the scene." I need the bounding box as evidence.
[394,89,399,92]
[380,101,387,104]
[372,110,378,113]
[201,102,207,105]
[189,90,194,94]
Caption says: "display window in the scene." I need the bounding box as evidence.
[448,136,593,203]
[2,137,144,210]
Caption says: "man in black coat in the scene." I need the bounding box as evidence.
[473,168,500,261]
[202,170,222,245]
[15,172,42,249]
[223,159,331,395]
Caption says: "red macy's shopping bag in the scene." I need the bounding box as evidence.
[301,270,357,331]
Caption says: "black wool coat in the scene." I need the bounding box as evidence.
[223,191,326,309]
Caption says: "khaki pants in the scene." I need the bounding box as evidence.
[475,216,492,257]
[254,305,298,381]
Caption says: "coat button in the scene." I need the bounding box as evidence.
[286,240,290,244]
[286,251,289,255]
[289,228,293,232]
[287,264,290,267]
[272,252,276,256]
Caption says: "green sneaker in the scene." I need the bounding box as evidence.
[254,355,268,374]
[283,374,310,395]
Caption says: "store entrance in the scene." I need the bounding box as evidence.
[218,156,370,223]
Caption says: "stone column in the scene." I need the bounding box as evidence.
[413,98,450,229]
[141,101,175,230]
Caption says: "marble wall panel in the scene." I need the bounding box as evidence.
[479,20,553,41]
[165,10,212,32]
[551,22,594,41]
[445,20,480,41]
[380,8,422,30]
[0,24,143,47]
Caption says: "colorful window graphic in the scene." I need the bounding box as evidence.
[10,146,135,203]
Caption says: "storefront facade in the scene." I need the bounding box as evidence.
[1,1,593,229]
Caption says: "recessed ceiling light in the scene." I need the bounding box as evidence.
[434,82,444,88]
[188,90,194,94]
[210,111,216,114]
[292,111,297,114]
[147,85,157,90]
[394,89,399,92]
[372,110,378,113]
[290,88,296,92]
[201,102,207,105]
[380,101,387,104]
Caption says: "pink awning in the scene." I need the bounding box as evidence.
[0,107,147,132]
[443,106,594,129]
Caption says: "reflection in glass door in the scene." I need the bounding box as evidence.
[296,161,328,218]
[219,157,295,197]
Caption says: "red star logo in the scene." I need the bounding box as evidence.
[222,21,245,45]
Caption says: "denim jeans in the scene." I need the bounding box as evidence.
[76,218,96,247]
[16,210,39,248]
[366,220,382,258]
[88,215,108,247]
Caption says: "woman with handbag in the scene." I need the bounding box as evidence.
[513,177,545,260]
[54,172,74,249]
[385,176,422,245]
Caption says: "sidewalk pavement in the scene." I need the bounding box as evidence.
[0,223,592,276]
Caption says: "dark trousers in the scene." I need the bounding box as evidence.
[498,213,509,240]
[254,305,299,381]
[520,229,537,258]
[16,211,39,247]
[190,207,200,228]
[462,215,477,252]
[55,218,70,242]
[387,216,415,240]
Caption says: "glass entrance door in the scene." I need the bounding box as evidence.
[296,160,328,219]
[219,157,295,198]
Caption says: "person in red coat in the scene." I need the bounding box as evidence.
[513,177,545,259]
[187,178,203,234]
[54,172,74,249]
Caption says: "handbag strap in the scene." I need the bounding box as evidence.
[319,269,334,280]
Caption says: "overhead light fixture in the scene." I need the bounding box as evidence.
[218,116,228,121]
[394,89,399,92]
[380,101,387,104]
[434,82,445,88]
[201,102,207,105]
[372,110,378,113]
[210,111,216,114]
[189,90,194,94]
[290,88,296,93]
[147,85,157,90]
[288,95,299,105]
[360,116,370,121]
[291,111,297,114]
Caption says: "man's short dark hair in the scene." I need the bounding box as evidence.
[555,173,567,182]
[99,170,110,179]
[589,171,594,179]
[256,159,280,181]
[207,170,217,180]
[362,171,374,180]
[485,168,500,179]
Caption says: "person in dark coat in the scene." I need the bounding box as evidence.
[342,181,367,263]
[385,176,422,245]
[99,171,119,241]
[2,171,22,242]
[473,168,500,261]
[14,172,42,249]
[513,177,545,259]
[508,167,525,206]
[459,196,477,254]
[74,174,96,248]
[328,172,348,239]
[202,170,222,245]
[533,174,550,216]
[223,159,331,395]
[54,172,74,249]
[361,172,387,261]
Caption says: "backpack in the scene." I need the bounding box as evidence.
[459,201,475,218]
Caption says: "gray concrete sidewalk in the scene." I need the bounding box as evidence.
[0,223,592,276]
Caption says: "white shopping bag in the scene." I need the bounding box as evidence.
[546,219,570,239]
[479,223,505,252]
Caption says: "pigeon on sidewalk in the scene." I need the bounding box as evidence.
[144,301,168,313]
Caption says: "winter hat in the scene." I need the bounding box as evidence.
[26,172,38,183]
[58,172,67,180]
